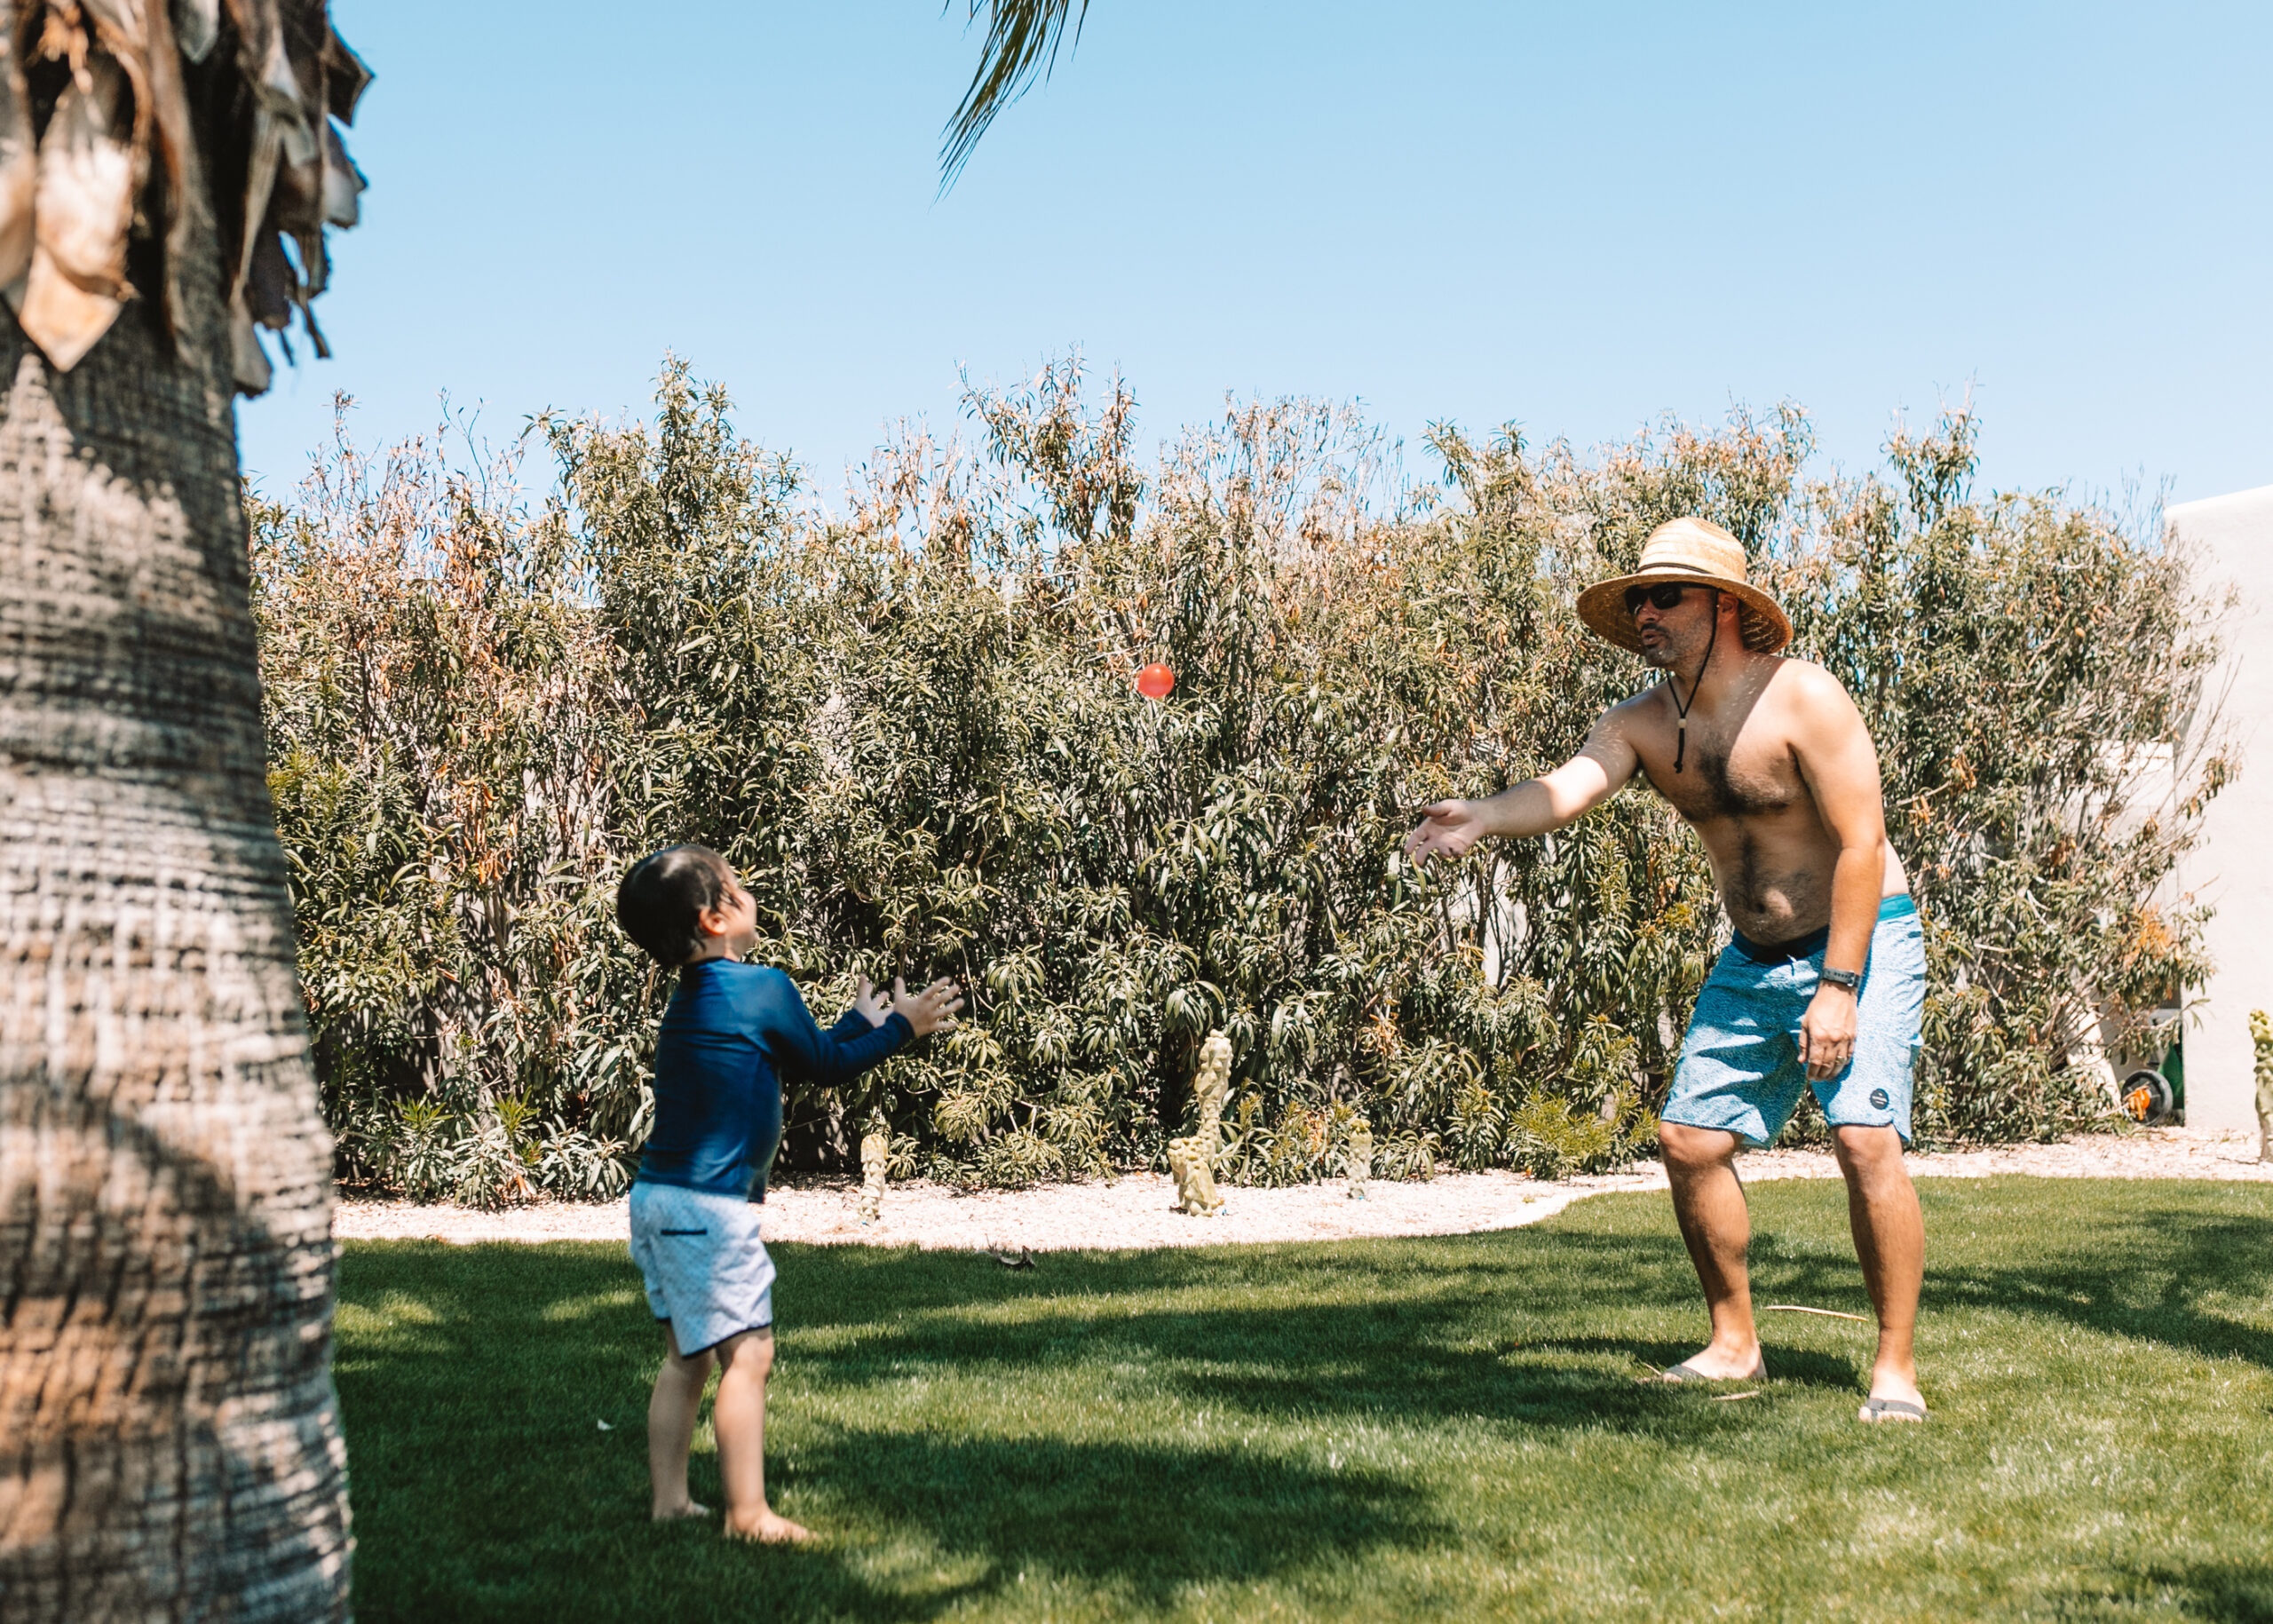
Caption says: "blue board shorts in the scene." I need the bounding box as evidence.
[628,1181,775,1356]
[1661,895,1927,1147]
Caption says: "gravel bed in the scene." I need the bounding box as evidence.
[332,1127,2268,1251]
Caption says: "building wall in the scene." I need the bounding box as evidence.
[2168,484,2273,1147]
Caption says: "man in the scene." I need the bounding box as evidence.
[1406,517,1929,1423]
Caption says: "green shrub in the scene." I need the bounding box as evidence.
[252,360,2227,1200]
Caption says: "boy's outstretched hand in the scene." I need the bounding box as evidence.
[889,975,963,1037]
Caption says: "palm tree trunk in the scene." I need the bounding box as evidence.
[0,186,350,1618]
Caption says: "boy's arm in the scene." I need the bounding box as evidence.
[756,970,913,1085]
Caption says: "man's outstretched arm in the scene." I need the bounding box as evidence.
[1405,713,1640,863]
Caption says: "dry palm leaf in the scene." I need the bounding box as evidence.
[174,0,218,63]
[9,52,139,369]
[0,20,35,286]
[0,0,368,392]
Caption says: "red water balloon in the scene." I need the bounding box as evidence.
[1136,662,1176,700]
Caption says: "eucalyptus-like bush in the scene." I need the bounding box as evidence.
[251,360,2226,1202]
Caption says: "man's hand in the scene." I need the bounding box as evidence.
[1798,982,1858,1081]
[889,975,964,1038]
[850,977,891,1027]
[1405,800,1487,865]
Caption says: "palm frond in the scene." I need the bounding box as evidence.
[939,0,1089,190]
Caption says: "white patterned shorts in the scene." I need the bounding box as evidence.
[628,1181,776,1356]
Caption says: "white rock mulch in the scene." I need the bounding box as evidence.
[332,1127,2268,1253]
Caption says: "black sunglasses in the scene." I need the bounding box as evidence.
[1624,582,1698,615]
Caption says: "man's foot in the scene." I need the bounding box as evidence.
[1859,1361,1925,1422]
[652,1500,711,1522]
[725,1509,813,1543]
[1858,1396,1928,1423]
[1661,1344,1765,1382]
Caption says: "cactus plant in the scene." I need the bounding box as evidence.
[2252,1010,2272,1164]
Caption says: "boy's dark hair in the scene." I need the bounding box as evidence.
[616,845,736,966]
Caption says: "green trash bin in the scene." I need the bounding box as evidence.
[2120,1022,2184,1126]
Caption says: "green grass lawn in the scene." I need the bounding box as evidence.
[337,1177,2273,1622]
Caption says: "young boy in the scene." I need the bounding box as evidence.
[614,844,961,1541]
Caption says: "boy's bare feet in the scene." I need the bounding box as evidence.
[652,1500,711,1522]
[724,1509,812,1543]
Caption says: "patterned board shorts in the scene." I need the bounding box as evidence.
[1661,895,1927,1148]
[628,1181,775,1356]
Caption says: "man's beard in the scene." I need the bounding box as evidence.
[1639,638,1681,669]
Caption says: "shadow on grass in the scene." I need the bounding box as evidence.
[338,1244,1442,1623]
[337,1179,2273,1620]
[1919,1188,2273,1373]
[1525,1335,1860,1391]
[2058,1562,2273,1622]
[776,1225,1870,1430]
[796,1427,1438,1614]
[2158,1565,2273,1624]
[2159,1565,2273,1623]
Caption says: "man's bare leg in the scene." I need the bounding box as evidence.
[713,1328,812,1541]
[648,1324,715,1520]
[1658,1122,1763,1377]
[1831,1124,1925,1414]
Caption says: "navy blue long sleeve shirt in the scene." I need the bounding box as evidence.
[635,960,912,1201]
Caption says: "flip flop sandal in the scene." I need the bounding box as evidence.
[1661,1355,1768,1383]
[1857,1397,1928,1423]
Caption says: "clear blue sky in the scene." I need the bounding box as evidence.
[238,0,2273,513]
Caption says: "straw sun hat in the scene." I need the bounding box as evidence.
[1573,517,1792,655]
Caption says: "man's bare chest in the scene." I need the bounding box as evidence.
[1636,709,1811,828]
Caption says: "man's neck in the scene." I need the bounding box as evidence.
[1670,637,1726,700]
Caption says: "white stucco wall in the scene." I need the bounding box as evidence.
[2168,485,2273,1147]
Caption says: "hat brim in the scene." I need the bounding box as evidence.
[1576,567,1792,655]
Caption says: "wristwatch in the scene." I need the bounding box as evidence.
[1819,966,1862,992]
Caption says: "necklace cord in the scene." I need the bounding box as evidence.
[1667,590,1722,772]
